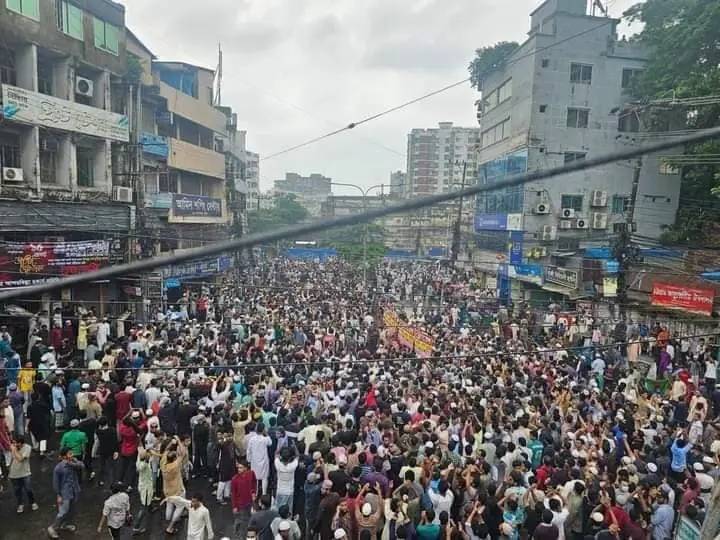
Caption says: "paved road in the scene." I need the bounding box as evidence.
[2,452,237,540]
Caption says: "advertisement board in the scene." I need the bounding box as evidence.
[474,213,523,232]
[0,240,110,288]
[651,282,714,316]
[1,84,129,142]
[508,264,544,285]
[161,255,233,281]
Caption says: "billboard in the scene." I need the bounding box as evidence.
[383,309,433,357]
[1,84,129,142]
[0,240,110,288]
[651,282,714,316]
[474,213,523,232]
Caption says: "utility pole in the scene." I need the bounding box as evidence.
[450,160,468,264]
[615,156,642,320]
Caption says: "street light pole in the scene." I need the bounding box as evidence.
[329,182,387,288]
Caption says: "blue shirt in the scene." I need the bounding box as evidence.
[651,503,674,540]
[53,459,84,500]
[52,385,67,412]
[670,439,691,472]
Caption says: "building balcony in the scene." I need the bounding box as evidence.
[158,81,227,134]
[168,138,225,179]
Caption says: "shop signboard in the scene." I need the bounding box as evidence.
[168,194,226,224]
[651,282,714,316]
[0,240,110,288]
[1,84,129,142]
[545,266,579,289]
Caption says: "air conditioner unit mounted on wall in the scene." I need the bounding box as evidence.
[591,190,608,207]
[541,225,557,241]
[561,208,576,219]
[575,218,589,229]
[534,203,550,214]
[75,76,94,97]
[559,220,573,229]
[113,186,133,203]
[2,167,24,183]
[592,213,608,229]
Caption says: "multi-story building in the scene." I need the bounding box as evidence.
[0,0,135,314]
[274,172,332,216]
[389,170,406,196]
[405,122,479,197]
[471,0,682,304]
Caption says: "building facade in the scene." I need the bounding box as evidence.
[405,122,479,198]
[389,170,406,196]
[471,0,682,303]
[0,0,135,314]
[274,172,332,216]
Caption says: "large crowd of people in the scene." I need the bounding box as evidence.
[0,258,718,540]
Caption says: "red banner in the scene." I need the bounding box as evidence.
[651,282,715,316]
[382,309,434,357]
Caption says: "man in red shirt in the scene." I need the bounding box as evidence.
[231,460,256,540]
[536,456,555,490]
[114,385,133,425]
[118,410,146,487]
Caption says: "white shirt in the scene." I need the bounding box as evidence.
[275,457,299,495]
[166,497,214,540]
[428,488,454,524]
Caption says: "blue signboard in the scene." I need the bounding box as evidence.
[603,260,620,273]
[162,255,233,281]
[497,264,510,302]
[172,194,223,218]
[475,213,508,231]
[284,247,337,262]
[140,132,169,158]
[585,247,613,259]
[509,230,523,265]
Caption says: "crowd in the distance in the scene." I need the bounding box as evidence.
[0,258,718,540]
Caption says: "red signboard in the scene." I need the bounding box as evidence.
[651,282,715,316]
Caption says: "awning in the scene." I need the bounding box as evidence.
[541,283,578,297]
[0,201,133,233]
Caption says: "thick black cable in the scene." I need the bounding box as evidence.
[1,126,719,303]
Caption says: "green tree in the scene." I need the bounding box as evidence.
[247,194,309,238]
[468,41,519,90]
[625,0,720,245]
[319,222,386,266]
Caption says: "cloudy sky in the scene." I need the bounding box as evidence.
[118,0,637,194]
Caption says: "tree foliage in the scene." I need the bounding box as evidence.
[247,194,309,239]
[468,41,519,90]
[319,223,386,267]
[625,0,720,245]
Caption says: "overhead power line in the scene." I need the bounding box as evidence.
[261,18,616,161]
[1,126,719,303]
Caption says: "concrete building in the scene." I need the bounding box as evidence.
[274,172,332,216]
[471,0,681,303]
[389,170,406,196]
[405,122,479,197]
[0,0,135,312]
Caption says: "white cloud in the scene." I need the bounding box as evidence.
[118,0,638,194]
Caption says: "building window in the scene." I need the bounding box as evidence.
[481,79,512,114]
[612,195,630,213]
[57,0,84,40]
[159,172,179,193]
[563,152,586,164]
[539,104,547,113]
[93,17,120,55]
[481,118,510,148]
[5,0,39,20]
[76,147,95,187]
[621,68,644,89]
[561,194,583,211]
[570,63,593,84]
[0,139,21,169]
[567,108,589,128]
[541,58,550,68]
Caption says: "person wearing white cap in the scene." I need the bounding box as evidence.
[693,460,715,503]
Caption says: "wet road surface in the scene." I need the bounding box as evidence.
[2,452,238,540]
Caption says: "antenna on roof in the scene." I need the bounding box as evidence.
[213,43,223,106]
[591,0,608,17]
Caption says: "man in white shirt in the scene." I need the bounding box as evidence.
[163,493,214,540]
